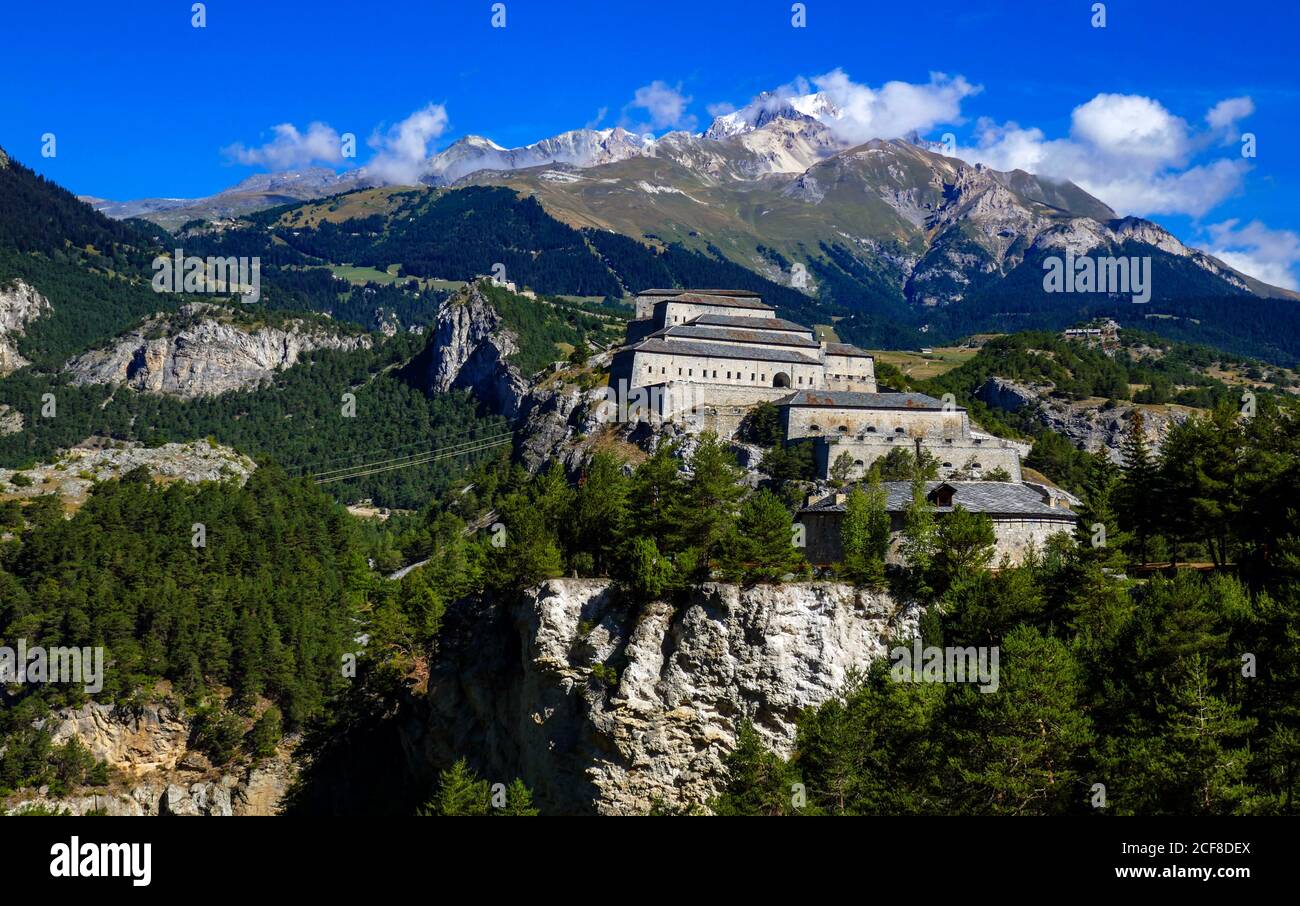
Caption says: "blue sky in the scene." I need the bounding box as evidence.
[2,0,1298,286]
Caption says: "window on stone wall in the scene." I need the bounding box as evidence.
[895,427,905,434]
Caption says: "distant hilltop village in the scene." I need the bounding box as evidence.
[609,288,1077,564]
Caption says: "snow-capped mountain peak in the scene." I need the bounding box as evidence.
[703,90,841,140]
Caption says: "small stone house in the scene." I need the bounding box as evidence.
[797,480,1078,566]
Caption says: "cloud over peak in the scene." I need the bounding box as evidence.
[956,92,1256,218]
[222,122,347,170]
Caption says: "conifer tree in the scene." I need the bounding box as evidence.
[680,433,745,573]
[946,626,1093,815]
[499,778,540,816]
[422,759,490,816]
[628,442,684,551]
[1118,409,1158,563]
[574,451,629,575]
[723,490,806,582]
[839,478,889,588]
[932,505,996,581]
[711,721,803,816]
[900,472,937,596]
[621,535,675,602]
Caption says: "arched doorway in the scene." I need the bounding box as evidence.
[773,372,792,388]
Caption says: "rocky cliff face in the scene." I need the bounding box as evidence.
[427,285,529,421]
[0,279,51,374]
[977,376,1191,462]
[407,579,918,814]
[4,702,295,817]
[64,302,371,397]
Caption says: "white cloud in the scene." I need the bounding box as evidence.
[223,122,346,169]
[957,93,1255,218]
[364,103,450,185]
[1205,219,1300,290]
[1069,94,1190,163]
[621,81,695,133]
[1206,96,1254,133]
[810,69,981,144]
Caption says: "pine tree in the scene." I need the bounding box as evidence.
[829,451,856,487]
[499,778,540,816]
[710,721,803,816]
[839,478,889,588]
[946,626,1094,815]
[900,472,937,596]
[1118,409,1157,563]
[932,505,996,580]
[680,432,745,573]
[724,490,806,582]
[574,451,629,576]
[421,759,490,816]
[628,442,684,551]
[621,535,675,601]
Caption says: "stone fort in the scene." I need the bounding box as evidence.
[610,289,1025,483]
[608,289,1077,564]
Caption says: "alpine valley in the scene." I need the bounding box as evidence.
[2,78,1299,821]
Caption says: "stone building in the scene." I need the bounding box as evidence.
[797,481,1078,566]
[610,290,877,415]
[775,389,1028,482]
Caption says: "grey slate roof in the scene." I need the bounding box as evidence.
[800,481,1078,519]
[624,337,821,365]
[638,288,763,299]
[691,313,813,334]
[824,342,874,359]
[652,324,820,348]
[652,292,774,311]
[775,390,957,410]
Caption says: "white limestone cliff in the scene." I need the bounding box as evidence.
[64,302,371,397]
[411,578,919,814]
[0,279,52,374]
[427,284,530,420]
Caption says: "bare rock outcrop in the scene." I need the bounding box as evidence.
[6,701,296,816]
[427,284,530,421]
[43,702,191,777]
[0,279,51,374]
[0,440,256,502]
[64,302,371,397]
[410,579,919,814]
[976,375,1191,462]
